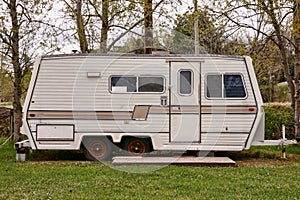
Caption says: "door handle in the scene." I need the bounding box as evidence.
[160,96,167,107]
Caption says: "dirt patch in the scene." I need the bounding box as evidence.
[236,158,299,167]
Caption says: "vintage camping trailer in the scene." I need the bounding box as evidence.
[17,54,266,160]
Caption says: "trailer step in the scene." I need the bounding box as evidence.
[112,156,236,167]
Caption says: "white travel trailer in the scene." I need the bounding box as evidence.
[17,54,266,160]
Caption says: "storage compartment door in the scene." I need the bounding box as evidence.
[36,124,75,141]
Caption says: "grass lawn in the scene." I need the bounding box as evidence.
[0,139,299,200]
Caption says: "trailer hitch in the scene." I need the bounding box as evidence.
[280,125,297,159]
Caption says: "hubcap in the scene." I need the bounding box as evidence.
[89,141,106,158]
[128,140,146,155]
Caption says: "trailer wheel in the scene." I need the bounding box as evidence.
[83,137,112,161]
[123,138,151,156]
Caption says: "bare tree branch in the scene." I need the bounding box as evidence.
[108,0,165,51]
[87,0,104,22]
[213,9,280,47]
[108,18,144,51]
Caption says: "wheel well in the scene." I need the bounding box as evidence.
[81,136,113,147]
[80,136,113,161]
[80,135,153,151]
[121,136,153,151]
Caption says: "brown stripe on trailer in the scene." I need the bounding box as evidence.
[27,111,132,120]
[27,105,257,120]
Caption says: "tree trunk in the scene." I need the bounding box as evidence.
[262,0,296,137]
[100,0,109,53]
[9,0,22,142]
[144,0,153,54]
[293,0,300,139]
[76,0,89,53]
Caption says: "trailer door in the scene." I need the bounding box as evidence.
[169,61,201,143]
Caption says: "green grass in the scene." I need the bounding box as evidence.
[0,102,13,106]
[224,145,300,160]
[249,145,300,155]
[0,139,300,200]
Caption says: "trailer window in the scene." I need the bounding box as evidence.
[206,75,222,98]
[138,77,164,92]
[179,70,193,95]
[110,76,165,93]
[206,74,246,99]
[111,76,136,93]
[224,75,246,98]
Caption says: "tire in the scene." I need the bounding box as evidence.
[123,137,152,156]
[82,137,112,161]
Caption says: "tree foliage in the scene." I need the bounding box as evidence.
[0,69,13,102]
[60,0,181,53]
[0,0,60,141]
[200,0,299,138]
[165,8,248,55]
[181,10,226,54]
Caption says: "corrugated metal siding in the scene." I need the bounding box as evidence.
[201,114,255,133]
[201,133,248,145]
[28,114,169,133]
[201,59,256,105]
[30,57,169,111]
[199,58,256,147]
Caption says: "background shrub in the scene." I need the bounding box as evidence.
[0,117,10,138]
[264,103,294,139]
[0,107,12,138]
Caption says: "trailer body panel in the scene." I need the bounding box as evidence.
[21,54,264,152]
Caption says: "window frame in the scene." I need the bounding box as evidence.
[109,75,137,93]
[178,69,194,96]
[109,75,166,94]
[205,72,248,99]
[137,75,165,93]
[205,73,223,99]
